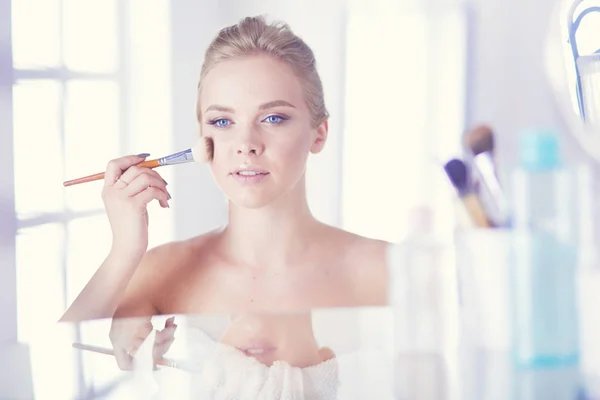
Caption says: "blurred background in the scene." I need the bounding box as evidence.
[0,0,599,393]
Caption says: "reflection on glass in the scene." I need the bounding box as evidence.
[13,80,64,218]
[77,319,126,400]
[196,314,337,398]
[16,223,65,344]
[123,313,339,398]
[66,215,112,305]
[62,0,119,73]
[219,313,334,368]
[64,80,119,212]
[11,0,61,69]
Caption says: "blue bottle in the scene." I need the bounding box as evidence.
[510,128,580,368]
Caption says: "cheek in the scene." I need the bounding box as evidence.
[207,136,231,172]
[276,133,311,164]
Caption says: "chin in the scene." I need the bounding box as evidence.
[218,175,302,210]
[227,192,278,209]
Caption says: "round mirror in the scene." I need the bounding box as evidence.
[545,0,600,162]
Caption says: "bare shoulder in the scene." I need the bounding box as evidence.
[320,224,388,262]
[113,229,223,318]
[118,230,221,311]
[319,225,390,305]
[140,229,220,272]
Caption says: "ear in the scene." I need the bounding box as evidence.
[310,120,328,154]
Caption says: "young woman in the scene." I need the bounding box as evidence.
[61,15,389,367]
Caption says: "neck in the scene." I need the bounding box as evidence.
[221,178,320,268]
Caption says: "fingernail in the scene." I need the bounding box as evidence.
[136,153,151,158]
[167,190,172,200]
[163,179,168,186]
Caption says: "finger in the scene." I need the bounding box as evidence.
[127,343,142,358]
[114,348,134,371]
[118,164,163,188]
[165,316,176,328]
[153,338,175,360]
[127,338,145,351]
[135,320,154,339]
[124,173,169,198]
[155,326,177,343]
[104,154,150,188]
[133,187,170,209]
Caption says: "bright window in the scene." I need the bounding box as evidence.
[5,0,173,397]
[342,0,467,242]
[11,0,123,344]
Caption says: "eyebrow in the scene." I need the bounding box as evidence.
[204,100,296,114]
[259,100,296,110]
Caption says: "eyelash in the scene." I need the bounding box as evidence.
[206,114,289,128]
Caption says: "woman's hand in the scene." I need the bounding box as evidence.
[101,154,170,260]
[109,316,178,370]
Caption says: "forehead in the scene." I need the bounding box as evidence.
[199,54,306,111]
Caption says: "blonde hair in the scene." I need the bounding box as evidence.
[197,15,329,128]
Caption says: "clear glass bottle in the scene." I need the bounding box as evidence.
[389,206,450,399]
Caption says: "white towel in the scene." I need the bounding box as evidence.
[185,328,339,400]
[132,326,395,399]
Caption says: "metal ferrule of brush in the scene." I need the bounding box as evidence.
[158,149,194,166]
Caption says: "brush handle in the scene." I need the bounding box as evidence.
[72,342,177,369]
[63,159,161,187]
[461,193,492,228]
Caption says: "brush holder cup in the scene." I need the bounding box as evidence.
[454,228,513,351]
[456,226,585,368]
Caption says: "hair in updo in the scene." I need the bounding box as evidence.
[197,15,329,128]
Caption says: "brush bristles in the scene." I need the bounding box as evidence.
[191,137,214,162]
[444,158,469,195]
[465,124,495,156]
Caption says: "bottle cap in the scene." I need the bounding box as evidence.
[518,128,561,171]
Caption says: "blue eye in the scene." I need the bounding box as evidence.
[263,115,287,124]
[209,118,231,128]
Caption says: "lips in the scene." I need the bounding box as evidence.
[236,170,268,176]
[231,165,270,184]
[232,165,269,176]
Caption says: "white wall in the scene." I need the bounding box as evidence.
[168,0,229,240]
[467,0,583,173]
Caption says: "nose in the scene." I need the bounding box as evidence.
[236,128,264,156]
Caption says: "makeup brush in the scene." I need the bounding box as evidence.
[63,137,214,187]
[443,158,491,228]
[464,125,511,227]
[72,342,187,371]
